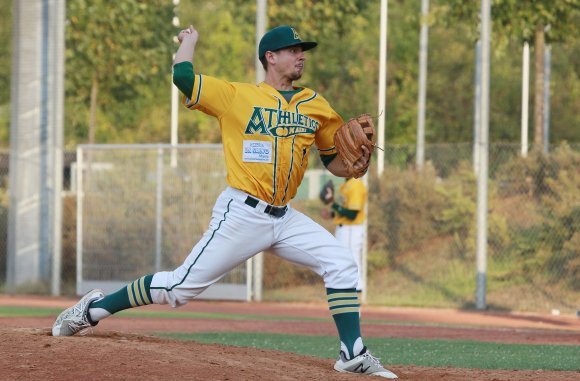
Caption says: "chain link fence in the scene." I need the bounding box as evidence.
[0,143,578,313]
[365,143,579,313]
[73,145,253,300]
[264,142,580,314]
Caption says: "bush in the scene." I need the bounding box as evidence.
[369,162,446,266]
[493,143,580,289]
[263,251,321,289]
[434,161,476,256]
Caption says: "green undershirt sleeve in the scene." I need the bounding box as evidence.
[320,153,337,168]
[331,202,358,220]
[172,61,195,98]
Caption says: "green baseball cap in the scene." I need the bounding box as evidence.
[258,25,317,59]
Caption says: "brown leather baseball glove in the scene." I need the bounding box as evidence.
[334,113,375,178]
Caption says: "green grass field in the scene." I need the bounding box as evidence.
[3,305,579,372]
[158,332,580,371]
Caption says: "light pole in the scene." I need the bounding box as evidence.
[476,0,491,310]
[521,42,530,157]
[251,0,267,302]
[171,0,180,167]
[416,0,429,170]
[377,0,388,176]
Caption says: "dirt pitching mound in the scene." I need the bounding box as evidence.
[1,328,578,381]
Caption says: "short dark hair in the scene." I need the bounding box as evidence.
[259,56,268,71]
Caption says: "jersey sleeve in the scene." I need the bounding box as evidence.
[316,107,343,160]
[182,73,236,118]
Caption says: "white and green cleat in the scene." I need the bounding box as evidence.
[334,347,398,378]
[52,289,104,337]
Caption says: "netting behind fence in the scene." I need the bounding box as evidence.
[266,143,580,314]
[75,144,250,300]
[1,143,578,313]
[364,143,579,313]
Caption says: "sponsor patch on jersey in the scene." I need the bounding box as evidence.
[243,140,272,163]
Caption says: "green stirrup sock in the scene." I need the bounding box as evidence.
[90,274,153,314]
[327,288,363,359]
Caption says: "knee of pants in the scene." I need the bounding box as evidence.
[150,271,210,307]
[323,257,359,290]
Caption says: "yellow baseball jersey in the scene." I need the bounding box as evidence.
[333,178,367,225]
[182,74,343,206]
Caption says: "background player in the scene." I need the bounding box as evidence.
[52,24,397,378]
[321,176,367,292]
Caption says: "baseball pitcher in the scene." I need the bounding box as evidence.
[52,24,397,379]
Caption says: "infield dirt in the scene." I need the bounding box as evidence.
[1,295,579,380]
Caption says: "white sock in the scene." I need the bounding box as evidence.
[353,337,364,357]
[340,337,365,360]
[340,342,350,359]
[88,307,111,323]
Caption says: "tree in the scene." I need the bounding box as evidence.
[169,0,256,143]
[440,0,580,150]
[176,0,376,141]
[0,0,12,146]
[66,0,175,144]
[0,0,11,105]
[268,0,376,117]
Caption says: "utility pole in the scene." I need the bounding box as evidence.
[416,0,429,170]
[475,0,491,310]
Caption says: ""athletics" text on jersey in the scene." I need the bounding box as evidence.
[244,107,320,137]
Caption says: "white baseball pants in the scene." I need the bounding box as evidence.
[150,187,359,307]
[334,224,364,291]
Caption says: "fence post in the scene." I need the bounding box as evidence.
[76,146,84,296]
[475,0,491,310]
[155,147,164,272]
